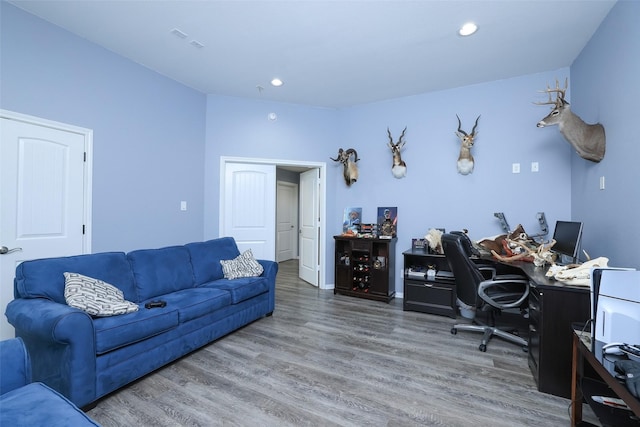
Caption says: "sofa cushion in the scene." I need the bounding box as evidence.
[64,272,139,317]
[14,252,137,304]
[185,237,241,285]
[158,288,232,323]
[201,276,269,304]
[0,382,100,426]
[93,307,179,354]
[220,249,264,279]
[127,246,195,301]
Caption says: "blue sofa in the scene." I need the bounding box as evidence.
[5,237,277,409]
[0,337,100,426]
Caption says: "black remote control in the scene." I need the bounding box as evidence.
[145,300,166,309]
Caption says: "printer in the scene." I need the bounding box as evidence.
[593,269,640,345]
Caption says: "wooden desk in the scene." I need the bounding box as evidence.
[505,261,592,399]
[571,331,640,426]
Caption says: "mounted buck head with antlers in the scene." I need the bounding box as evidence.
[330,148,359,187]
[387,127,407,178]
[535,78,605,162]
[455,114,480,175]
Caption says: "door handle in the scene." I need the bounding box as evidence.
[0,246,22,255]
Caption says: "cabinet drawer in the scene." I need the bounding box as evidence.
[404,280,457,318]
[351,240,371,251]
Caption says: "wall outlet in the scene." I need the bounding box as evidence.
[531,162,539,172]
[512,163,520,174]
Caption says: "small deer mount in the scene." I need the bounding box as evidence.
[455,114,480,175]
[330,148,359,187]
[387,127,407,178]
[535,78,605,162]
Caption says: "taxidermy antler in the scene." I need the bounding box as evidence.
[455,115,480,175]
[535,78,605,162]
[330,148,359,186]
[387,127,407,178]
[492,239,557,267]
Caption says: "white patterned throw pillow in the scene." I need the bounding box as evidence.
[64,272,139,316]
[220,249,264,280]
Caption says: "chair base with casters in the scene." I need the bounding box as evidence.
[451,320,528,353]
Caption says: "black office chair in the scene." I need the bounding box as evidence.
[442,232,529,352]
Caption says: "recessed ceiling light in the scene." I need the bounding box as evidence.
[271,78,284,87]
[459,22,478,36]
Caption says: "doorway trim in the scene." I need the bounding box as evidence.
[220,156,327,289]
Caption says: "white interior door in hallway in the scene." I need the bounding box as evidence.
[276,181,298,262]
[0,110,92,340]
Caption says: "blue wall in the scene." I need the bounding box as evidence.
[0,3,206,253]
[570,0,640,268]
[1,1,637,277]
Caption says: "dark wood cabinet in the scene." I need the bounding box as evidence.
[402,250,457,318]
[334,236,396,303]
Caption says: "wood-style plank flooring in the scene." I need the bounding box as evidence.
[87,260,598,426]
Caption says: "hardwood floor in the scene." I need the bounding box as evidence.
[87,260,597,426]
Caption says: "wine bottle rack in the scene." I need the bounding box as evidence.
[334,236,396,303]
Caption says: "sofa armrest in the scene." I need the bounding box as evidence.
[258,260,278,314]
[5,298,97,407]
[0,337,31,395]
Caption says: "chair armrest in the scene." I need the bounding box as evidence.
[478,278,530,309]
[5,298,97,407]
[478,266,497,280]
[0,337,31,395]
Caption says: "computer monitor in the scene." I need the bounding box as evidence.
[552,220,584,264]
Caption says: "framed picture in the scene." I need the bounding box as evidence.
[377,206,397,238]
[343,207,362,234]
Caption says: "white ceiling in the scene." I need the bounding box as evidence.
[9,0,616,108]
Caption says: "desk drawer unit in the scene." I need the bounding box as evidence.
[404,279,457,318]
[528,284,590,399]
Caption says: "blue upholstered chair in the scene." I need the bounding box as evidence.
[0,337,100,427]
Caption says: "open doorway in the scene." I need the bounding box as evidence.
[276,165,321,287]
[220,157,326,289]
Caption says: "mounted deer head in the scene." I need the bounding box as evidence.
[535,78,605,162]
[330,148,359,187]
[387,127,407,178]
[455,114,480,175]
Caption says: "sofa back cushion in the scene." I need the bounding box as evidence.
[185,237,241,285]
[15,252,136,304]
[127,245,195,300]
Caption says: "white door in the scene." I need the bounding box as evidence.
[276,181,298,262]
[299,169,319,286]
[222,162,276,261]
[0,111,92,340]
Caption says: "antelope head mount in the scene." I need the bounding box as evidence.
[330,148,359,187]
[455,114,480,175]
[535,78,605,162]
[387,127,407,178]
